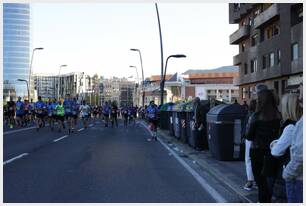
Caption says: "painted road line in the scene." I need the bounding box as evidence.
[4,123,52,135]
[78,128,84,132]
[139,121,227,203]
[4,126,36,135]
[3,153,29,165]
[53,135,68,143]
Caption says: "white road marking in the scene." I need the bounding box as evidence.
[139,121,227,203]
[53,135,68,142]
[4,123,52,135]
[78,128,84,132]
[3,153,29,165]
[4,126,36,135]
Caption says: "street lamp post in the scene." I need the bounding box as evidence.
[129,66,140,84]
[155,3,165,105]
[130,48,145,107]
[58,64,67,100]
[160,54,186,105]
[28,47,43,100]
[17,79,29,100]
[130,65,140,106]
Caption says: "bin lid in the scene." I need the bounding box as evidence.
[207,103,246,115]
[160,102,174,111]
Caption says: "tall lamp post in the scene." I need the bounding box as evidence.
[130,65,140,107]
[129,65,140,84]
[58,64,67,100]
[155,3,164,105]
[160,54,186,105]
[130,48,145,107]
[28,47,44,100]
[17,79,29,100]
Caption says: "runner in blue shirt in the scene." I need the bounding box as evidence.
[15,96,25,128]
[35,96,46,131]
[49,98,58,131]
[64,94,73,134]
[102,102,111,127]
[146,101,159,141]
[47,98,54,131]
[122,105,129,128]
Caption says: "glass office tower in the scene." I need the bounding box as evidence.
[3,3,31,101]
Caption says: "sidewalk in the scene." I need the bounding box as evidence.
[157,128,258,203]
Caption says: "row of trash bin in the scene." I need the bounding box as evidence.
[158,101,247,161]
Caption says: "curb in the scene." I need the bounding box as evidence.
[157,128,257,203]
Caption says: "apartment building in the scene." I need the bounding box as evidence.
[229,3,303,102]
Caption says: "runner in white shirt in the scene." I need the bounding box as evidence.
[79,100,90,129]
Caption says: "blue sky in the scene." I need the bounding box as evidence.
[32,3,238,79]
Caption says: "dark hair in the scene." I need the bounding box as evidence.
[38,96,42,101]
[249,99,256,112]
[256,90,280,120]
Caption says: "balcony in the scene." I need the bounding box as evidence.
[254,4,280,29]
[233,53,241,65]
[230,25,251,44]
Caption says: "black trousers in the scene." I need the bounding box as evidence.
[111,116,118,127]
[250,148,271,203]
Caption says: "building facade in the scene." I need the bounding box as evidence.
[34,72,93,102]
[229,3,303,102]
[143,66,239,105]
[182,66,240,103]
[34,74,57,99]
[3,3,31,101]
[101,77,135,107]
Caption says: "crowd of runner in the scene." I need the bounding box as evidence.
[3,94,158,134]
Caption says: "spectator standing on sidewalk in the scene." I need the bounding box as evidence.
[245,84,282,203]
[270,93,302,202]
[282,82,303,203]
[243,99,257,191]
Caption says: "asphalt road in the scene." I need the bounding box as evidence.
[3,119,216,203]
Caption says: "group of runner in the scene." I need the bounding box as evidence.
[3,95,153,134]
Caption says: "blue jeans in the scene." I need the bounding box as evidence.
[285,179,303,203]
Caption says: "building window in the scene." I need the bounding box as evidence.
[269,52,275,67]
[273,25,280,35]
[244,63,248,74]
[281,80,286,94]
[254,8,261,17]
[262,55,267,69]
[274,81,279,96]
[291,4,303,26]
[266,27,273,39]
[277,49,281,64]
[251,59,257,73]
[249,17,253,26]
[251,34,258,46]
[241,43,246,52]
[242,88,246,99]
[292,43,299,60]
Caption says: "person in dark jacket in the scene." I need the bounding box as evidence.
[192,97,209,149]
[245,86,282,203]
[243,99,257,191]
[270,93,302,202]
